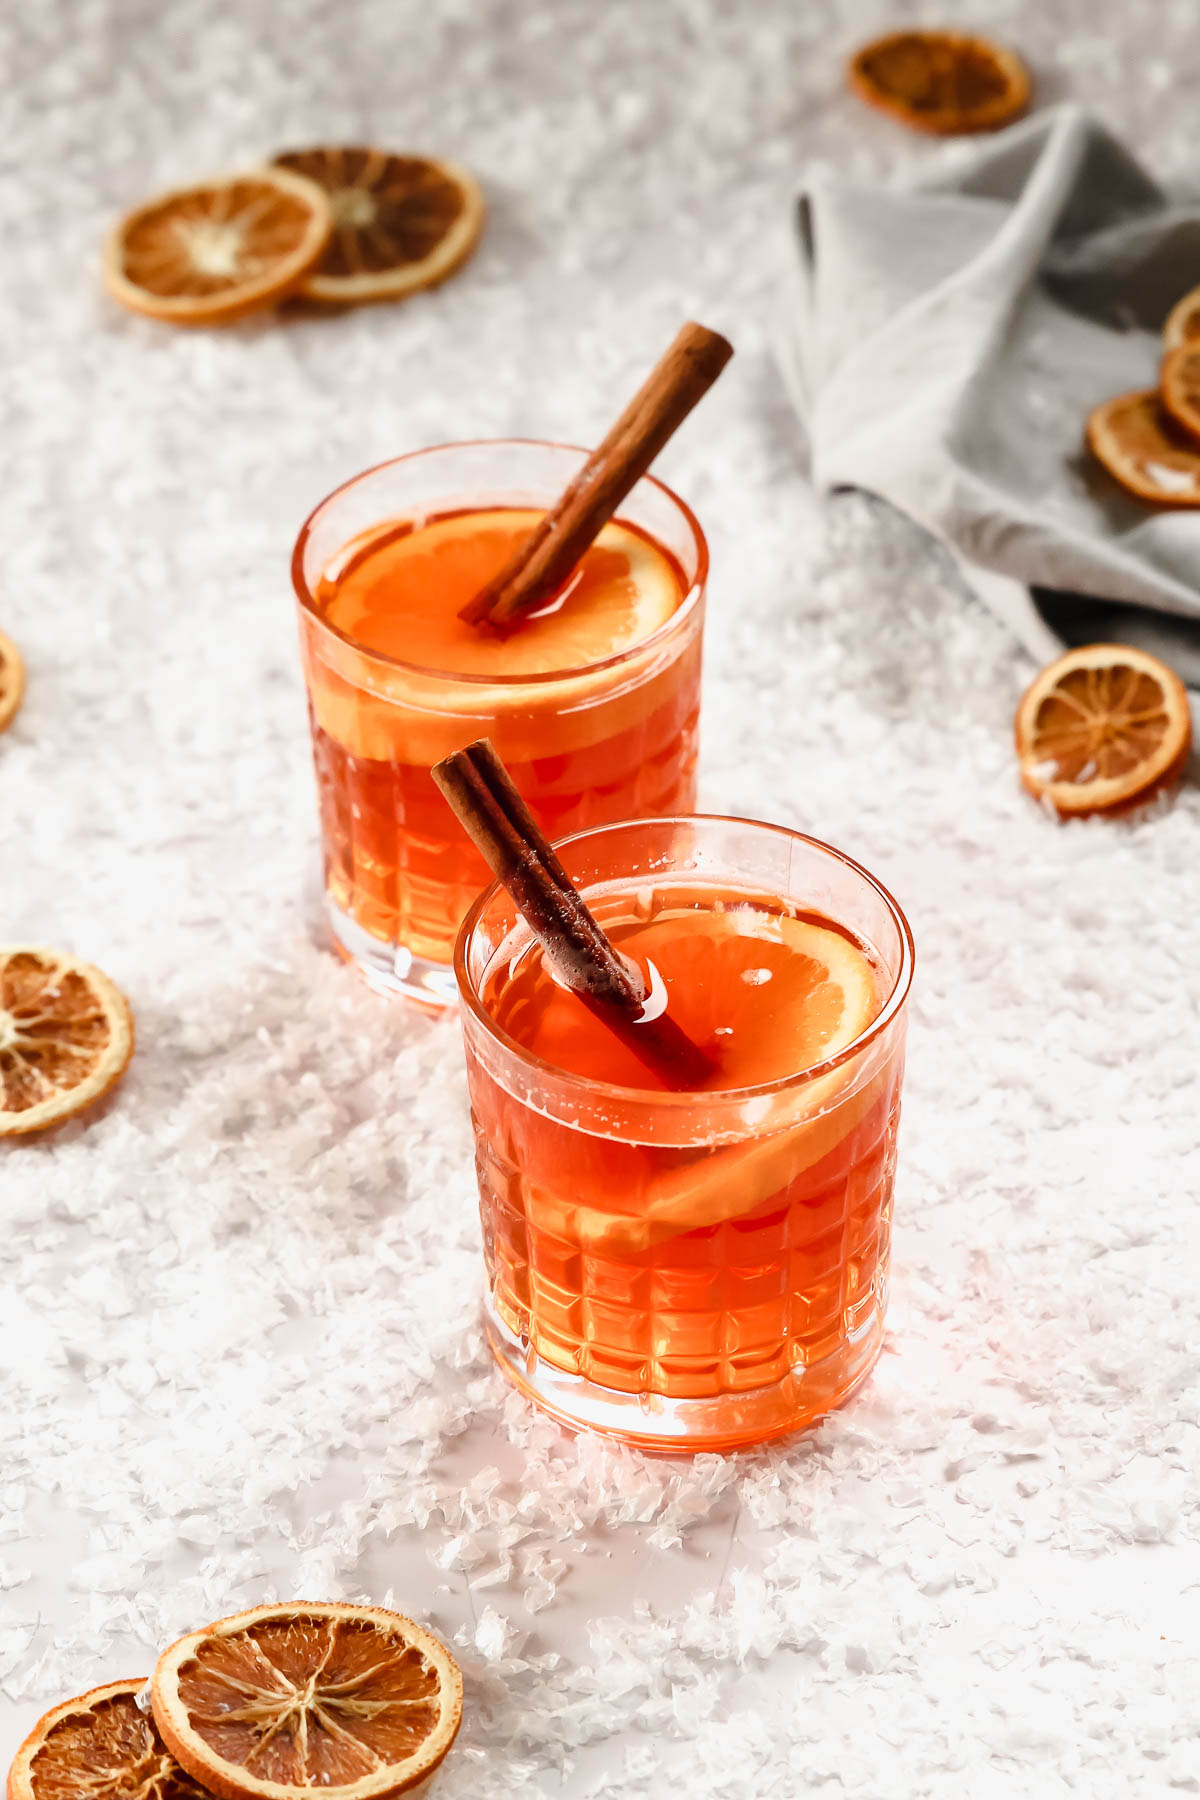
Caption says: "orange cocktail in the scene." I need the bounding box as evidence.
[455,816,914,1452]
[293,442,706,1004]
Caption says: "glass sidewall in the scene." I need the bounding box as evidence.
[456,816,914,1147]
[454,814,914,1450]
[292,443,708,993]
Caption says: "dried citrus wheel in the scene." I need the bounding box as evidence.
[0,947,134,1136]
[271,148,484,306]
[1014,643,1192,815]
[151,1602,463,1800]
[6,1679,208,1800]
[1160,344,1200,443]
[0,627,24,732]
[103,170,333,326]
[1087,388,1200,506]
[848,30,1030,134]
[1163,284,1200,352]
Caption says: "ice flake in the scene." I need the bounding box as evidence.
[473,1607,525,1664]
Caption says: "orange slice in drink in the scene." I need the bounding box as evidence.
[507,907,884,1252]
[568,1065,894,1256]
[848,30,1030,134]
[1160,344,1200,443]
[1014,643,1192,815]
[7,1679,208,1800]
[495,903,878,1093]
[1164,284,1200,352]
[640,909,878,1090]
[1087,388,1200,506]
[319,510,681,678]
[103,170,333,325]
[0,947,134,1136]
[151,1602,463,1800]
[272,148,484,305]
[0,627,24,732]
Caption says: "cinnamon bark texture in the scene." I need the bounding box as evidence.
[459,322,733,629]
[432,738,714,1089]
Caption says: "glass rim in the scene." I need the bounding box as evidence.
[290,438,709,689]
[454,813,916,1107]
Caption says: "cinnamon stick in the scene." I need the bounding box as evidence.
[459,322,733,630]
[433,739,714,1089]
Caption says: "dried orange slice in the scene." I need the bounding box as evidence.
[1164,284,1200,352]
[1014,643,1192,815]
[848,30,1030,134]
[1160,343,1200,443]
[272,148,484,306]
[7,1678,208,1800]
[151,1602,463,1800]
[1087,388,1200,506]
[0,947,134,1136]
[0,627,24,732]
[103,170,333,326]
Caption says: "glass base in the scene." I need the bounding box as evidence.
[484,1292,886,1454]
[326,896,458,1009]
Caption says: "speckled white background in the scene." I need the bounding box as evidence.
[4,1,1200,1794]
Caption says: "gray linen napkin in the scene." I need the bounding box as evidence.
[787,103,1200,683]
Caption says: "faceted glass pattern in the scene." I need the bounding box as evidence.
[456,817,914,1451]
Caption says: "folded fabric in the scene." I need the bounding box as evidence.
[786,104,1200,682]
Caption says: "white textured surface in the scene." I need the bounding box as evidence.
[4,1,1200,1793]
